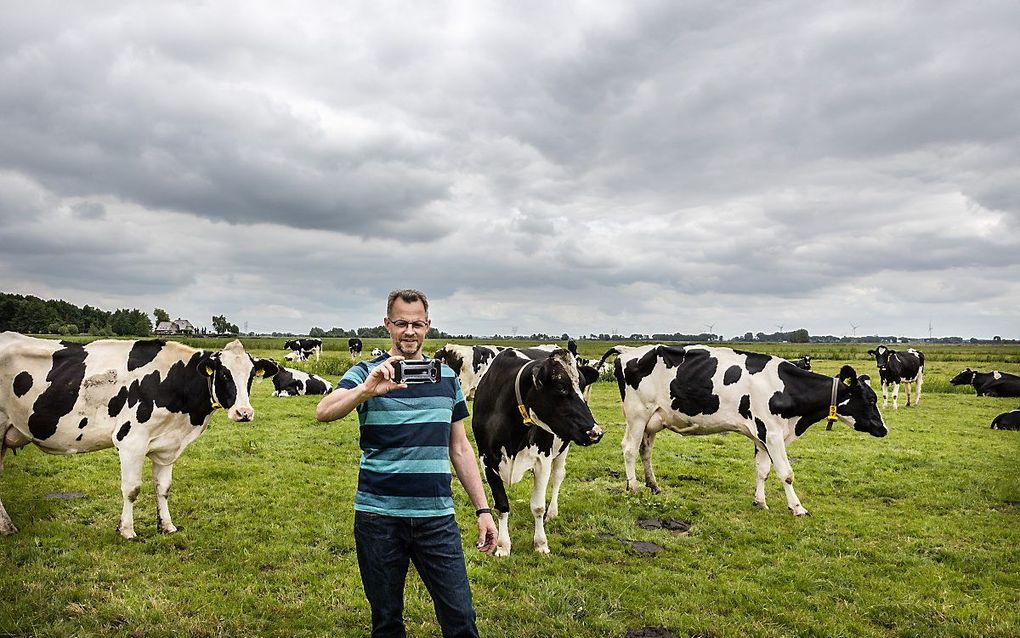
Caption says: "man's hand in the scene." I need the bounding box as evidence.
[476,513,497,554]
[364,356,408,396]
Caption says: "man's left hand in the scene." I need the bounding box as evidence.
[476,513,497,554]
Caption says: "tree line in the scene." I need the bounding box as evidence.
[0,292,152,336]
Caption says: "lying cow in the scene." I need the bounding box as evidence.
[284,349,315,362]
[433,344,506,400]
[598,344,886,516]
[348,337,363,360]
[867,345,924,409]
[472,348,603,556]
[284,338,322,362]
[950,368,1020,398]
[991,409,1020,430]
[0,333,278,538]
[793,356,812,371]
[272,367,333,396]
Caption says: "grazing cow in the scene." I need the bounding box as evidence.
[0,333,278,538]
[990,409,1020,430]
[597,344,886,516]
[950,368,1020,397]
[284,338,322,362]
[472,348,603,556]
[866,345,924,409]
[348,338,363,360]
[433,344,506,400]
[793,356,812,371]
[272,367,333,396]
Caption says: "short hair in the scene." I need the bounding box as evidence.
[387,289,429,317]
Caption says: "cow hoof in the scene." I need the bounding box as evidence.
[534,543,550,555]
[546,508,559,521]
[752,500,769,510]
[626,481,642,493]
[158,524,178,534]
[494,546,511,557]
[0,523,18,536]
[789,506,810,517]
[119,528,137,540]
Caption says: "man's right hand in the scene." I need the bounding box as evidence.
[363,356,409,396]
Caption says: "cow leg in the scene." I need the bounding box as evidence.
[891,382,900,410]
[914,374,923,407]
[151,460,177,534]
[753,443,772,510]
[546,447,569,521]
[881,381,889,408]
[485,464,513,557]
[621,407,654,493]
[0,423,27,534]
[764,433,808,516]
[640,429,660,493]
[116,446,147,539]
[530,458,553,554]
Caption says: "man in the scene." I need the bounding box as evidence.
[316,289,497,638]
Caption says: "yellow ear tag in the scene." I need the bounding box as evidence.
[255,369,265,377]
[842,377,852,386]
[827,405,838,421]
[205,366,215,376]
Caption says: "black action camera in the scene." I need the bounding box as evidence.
[393,359,442,384]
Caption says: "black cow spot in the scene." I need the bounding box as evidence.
[738,395,752,420]
[108,353,215,426]
[743,351,770,374]
[723,365,742,385]
[78,418,88,429]
[127,339,165,372]
[116,422,132,441]
[75,433,83,441]
[624,347,666,391]
[755,418,767,443]
[668,349,719,417]
[28,342,88,440]
[13,371,33,397]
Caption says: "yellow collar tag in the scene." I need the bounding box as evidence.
[518,404,535,426]
[826,405,837,422]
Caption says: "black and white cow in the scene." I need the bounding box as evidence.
[472,348,603,556]
[950,368,1020,398]
[598,344,886,516]
[990,409,1020,430]
[348,338,363,360]
[793,356,812,371]
[272,367,333,396]
[370,348,385,357]
[0,333,278,538]
[866,345,924,409]
[284,349,314,362]
[284,338,322,362]
[433,344,506,400]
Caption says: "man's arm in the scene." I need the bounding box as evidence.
[315,357,405,422]
[449,419,497,553]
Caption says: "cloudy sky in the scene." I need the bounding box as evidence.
[2,1,1018,339]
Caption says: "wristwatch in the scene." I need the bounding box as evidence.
[475,507,492,516]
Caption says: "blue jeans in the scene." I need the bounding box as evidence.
[354,511,479,638]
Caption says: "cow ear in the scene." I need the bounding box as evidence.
[532,363,547,390]
[859,374,872,387]
[255,359,279,379]
[198,353,220,376]
[838,365,858,386]
[866,349,876,356]
[578,365,599,389]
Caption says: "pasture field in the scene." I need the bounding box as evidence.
[2,341,1019,637]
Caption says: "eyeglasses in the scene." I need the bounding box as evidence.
[388,319,429,331]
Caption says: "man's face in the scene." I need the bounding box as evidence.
[385,298,430,358]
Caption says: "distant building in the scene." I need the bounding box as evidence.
[154,318,197,335]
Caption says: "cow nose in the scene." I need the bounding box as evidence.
[230,406,254,422]
[587,424,604,443]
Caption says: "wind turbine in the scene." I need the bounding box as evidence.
[850,322,859,337]
[705,323,715,340]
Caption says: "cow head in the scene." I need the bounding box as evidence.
[949,368,975,386]
[283,340,298,351]
[525,350,603,445]
[433,345,465,376]
[866,345,892,371]
[835,365,887,437]
[201,340,279,422]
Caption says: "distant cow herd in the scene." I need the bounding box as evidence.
[1,332,1016,546]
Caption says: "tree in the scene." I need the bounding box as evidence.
[153,308,170,324]
[212,315,239,335]
[309,327,326,337]
[790,328,810,343]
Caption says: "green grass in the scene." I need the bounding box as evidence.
[2,343,1019,637]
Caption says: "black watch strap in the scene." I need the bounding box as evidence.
[475,507,492,517]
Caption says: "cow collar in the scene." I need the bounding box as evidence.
[824,376,840,430]
[206,369,222,410]
[514,360,538,426]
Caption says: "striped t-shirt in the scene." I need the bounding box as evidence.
[338,355,470,517]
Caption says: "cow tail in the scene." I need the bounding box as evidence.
[594,347,622,372]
